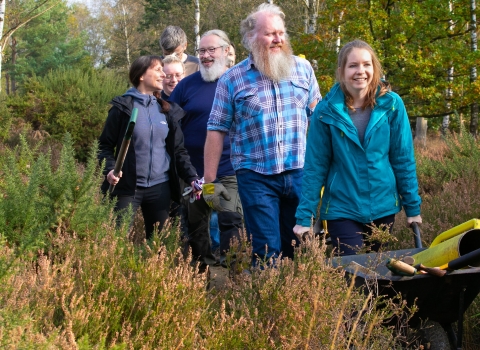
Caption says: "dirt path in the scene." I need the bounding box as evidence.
[209,265,230,290]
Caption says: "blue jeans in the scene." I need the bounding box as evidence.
[327,214,395,256]
[235,168,302,265]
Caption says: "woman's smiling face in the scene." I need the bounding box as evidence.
[342,48,374,97]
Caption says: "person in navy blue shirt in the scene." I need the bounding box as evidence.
[170,30,243,269]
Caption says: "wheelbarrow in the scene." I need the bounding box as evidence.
[331,221,480,349]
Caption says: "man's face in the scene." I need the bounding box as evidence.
[253,13,286,54]
[162,44,186,58]
[162,62,185,96]
[198,34,228,82]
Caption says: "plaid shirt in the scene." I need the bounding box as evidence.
[207,55,321,175]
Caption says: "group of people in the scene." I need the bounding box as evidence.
[98,3,422,268]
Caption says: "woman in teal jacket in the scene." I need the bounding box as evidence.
[294,40,422,255]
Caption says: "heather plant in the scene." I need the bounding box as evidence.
[0,132,421,349]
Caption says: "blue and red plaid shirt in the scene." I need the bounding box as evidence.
[207,54,321,175]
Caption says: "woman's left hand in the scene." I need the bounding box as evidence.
[191,180,202,197]
[406,215,422,227]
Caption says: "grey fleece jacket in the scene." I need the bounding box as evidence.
[123,87,170,187]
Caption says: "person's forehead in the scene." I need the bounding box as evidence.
[255,13,285,32]
[163,62,184,72]
[199,34,220,47]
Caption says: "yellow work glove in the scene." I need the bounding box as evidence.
[203,182,231,211]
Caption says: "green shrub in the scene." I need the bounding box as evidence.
[0,133,116,257]
[6,68,127,161]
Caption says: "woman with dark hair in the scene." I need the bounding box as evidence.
[99,55,200,239]
[294,39,422,256]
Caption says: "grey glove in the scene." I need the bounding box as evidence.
[203,182,231,211]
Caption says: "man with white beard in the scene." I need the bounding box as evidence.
[203,4,321,266]
[170,30,243,271]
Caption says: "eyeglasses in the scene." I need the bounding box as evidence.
[195,46,224,56]
[164,73,184,81]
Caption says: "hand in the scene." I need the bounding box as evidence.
[191,180,202,197]
[407,215,422,227]
[203,182,231,211]
[293,224,310,241]
[107,170,122,185]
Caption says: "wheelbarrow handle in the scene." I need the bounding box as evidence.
[410,222,423,249]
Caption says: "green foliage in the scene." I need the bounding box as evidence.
[4,1,92,87]
[6,68,127,161]
[0,133,116,256]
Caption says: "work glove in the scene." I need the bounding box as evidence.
[203,182,231,211]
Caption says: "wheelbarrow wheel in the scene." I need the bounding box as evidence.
[417,320,452,350]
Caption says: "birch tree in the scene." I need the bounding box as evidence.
[194,0,200,54]
[470,0,478,137]
[443,0,455,135]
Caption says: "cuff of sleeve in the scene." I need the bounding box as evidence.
[404,207,421,218]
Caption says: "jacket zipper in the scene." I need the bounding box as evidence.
[147,100,154,186]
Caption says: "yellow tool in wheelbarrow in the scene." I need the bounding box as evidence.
[411,219,480,268]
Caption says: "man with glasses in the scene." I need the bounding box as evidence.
[170,30,243,270]
[161,55,185,100]
[204,4,321,266]
[159,26,199,76]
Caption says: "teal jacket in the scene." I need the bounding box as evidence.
[295,83,421,226]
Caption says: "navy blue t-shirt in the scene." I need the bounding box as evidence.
[169,71,234,178]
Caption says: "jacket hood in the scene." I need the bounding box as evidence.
[123,87,156,107]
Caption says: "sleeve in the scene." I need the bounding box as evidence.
[207,75,234,132]
[98,106,121,176]
[388,94,422,217]
[171,116,199,184]
[295,106,332,227]
[306,61,322,113]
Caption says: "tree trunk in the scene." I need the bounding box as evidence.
[443,1,454,135]
[470,0,478,137]
[10,36,16,94]
[336,11,344,53]
[194,0,200,55]
[306,0,320,34]
[415,117,428,148]
[121,4,130,68]
[0,0,6,92]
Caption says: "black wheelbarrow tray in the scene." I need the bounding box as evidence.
[330,225,480,349]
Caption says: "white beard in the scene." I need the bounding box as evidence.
[200,55,227,82]
[251,39,293,82]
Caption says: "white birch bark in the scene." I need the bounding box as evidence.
[443,1,454,135]
[194,0,200,56]
[0,0,6,92]
[470,0,478,136]
[121,4,130,67]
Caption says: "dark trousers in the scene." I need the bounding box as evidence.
[327,214,395,256]
[115,181,171,240]
[187,175,243,266]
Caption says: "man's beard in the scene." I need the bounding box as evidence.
[251,39,293,82]
[200,55,226,82]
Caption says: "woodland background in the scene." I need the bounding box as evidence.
[1,0,480,349]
